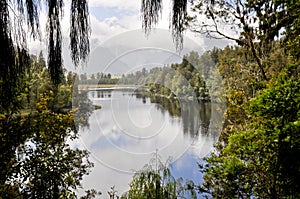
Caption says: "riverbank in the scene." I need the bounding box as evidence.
[78,84,136,90]
[80,84,215,102]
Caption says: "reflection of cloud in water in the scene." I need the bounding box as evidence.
[71,90,221,195]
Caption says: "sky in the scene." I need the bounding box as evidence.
[27,0,231,75]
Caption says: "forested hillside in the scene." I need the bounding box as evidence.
[120,50,222,101]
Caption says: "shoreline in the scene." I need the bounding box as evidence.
[78,84,137,90]
[79,84,224,103]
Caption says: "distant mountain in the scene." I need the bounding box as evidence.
[83,29,231,75]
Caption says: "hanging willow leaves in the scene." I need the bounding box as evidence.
[0,0,90,110]
[25,0,40,39]
[0,1,31,114]
[141,0,187,49]
[70,0,90,67]
[47,0,64,86]
[141,0,162,35]
[171,0,187,49]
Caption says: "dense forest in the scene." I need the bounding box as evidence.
[198,43,299,198]
[119,50,218,101]
[1,0,299,198]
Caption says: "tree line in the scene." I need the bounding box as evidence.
[78,72,119,85]
[119,49,222,101]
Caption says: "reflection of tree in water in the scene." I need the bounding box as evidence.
[133,89,148,104]
[73,90,95,128]
[91,89,216,140]
[97,90,111,98]
[91,89,149,100]
[148,95,212,139]
[178,100,211,138]
[89,90,112,99]
[149,96,181,117]
[181,101,201,138]
[199,103,212,135]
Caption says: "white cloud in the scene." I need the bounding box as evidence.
[90,15,124,39]
[89,0,140,11]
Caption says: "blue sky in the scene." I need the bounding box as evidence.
[89,5,138,21]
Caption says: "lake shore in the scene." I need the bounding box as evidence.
[78,84,136,90]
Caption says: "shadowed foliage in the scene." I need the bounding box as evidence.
[141,0,162,35]
[170,0,187,49]
[141,0,188,49]
[0,0,90,112]
[70,0,90,67]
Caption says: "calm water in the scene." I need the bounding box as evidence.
[73,88,224,197]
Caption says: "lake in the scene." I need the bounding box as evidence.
[73,88,224,197]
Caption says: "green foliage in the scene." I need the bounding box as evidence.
[0,48,30,115]
[79,72,118,85]
[0,115,32,190]
[215,42,293,142]
[120,51,215,101]
[19,95,93,198]
[0,50,97,198]
[122,157,197,199]
[200,69,300,198]
[0,94,94,198]
[80,189,102,199]
[22,53,87,114]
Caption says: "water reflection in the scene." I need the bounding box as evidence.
[78,89,223,195]
[89,89,217,140]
